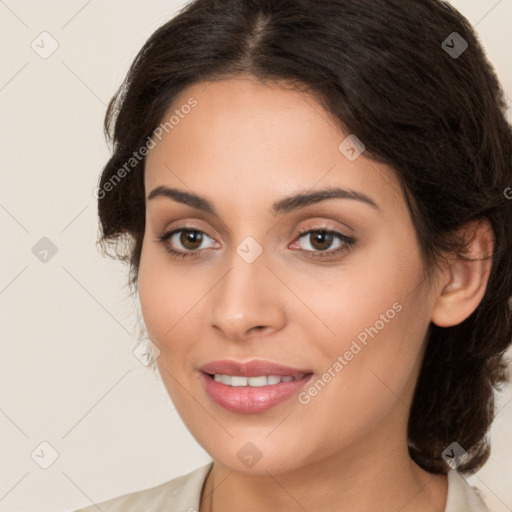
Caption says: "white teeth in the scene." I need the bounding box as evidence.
[267,375,281,385]
[213,374,305,387]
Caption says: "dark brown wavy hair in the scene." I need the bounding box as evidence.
[95,0,512,475]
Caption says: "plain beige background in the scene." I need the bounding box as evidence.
[0,1,511,511]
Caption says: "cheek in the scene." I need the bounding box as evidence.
[137,242,209,364]
[304,284,428,425]
[137,241,180,343]
[295,244,428,404]
[287,255,410,358]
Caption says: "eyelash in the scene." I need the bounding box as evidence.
[154,225,355,261]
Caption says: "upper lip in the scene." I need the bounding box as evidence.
[200,359,313,377]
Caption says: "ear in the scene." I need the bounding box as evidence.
[431,219,495,328]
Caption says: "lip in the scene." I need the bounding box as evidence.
[200,359,312,377]
[199,359,314,414]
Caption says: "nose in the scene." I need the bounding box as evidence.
[209,250,286,341]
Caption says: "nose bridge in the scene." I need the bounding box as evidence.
[209,236,285,339]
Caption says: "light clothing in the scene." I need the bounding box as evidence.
[72,460,491,512]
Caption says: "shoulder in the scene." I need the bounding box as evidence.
[72,461,214,512]
[445,469,492,512]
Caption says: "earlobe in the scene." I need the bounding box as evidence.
[431,219,495,328]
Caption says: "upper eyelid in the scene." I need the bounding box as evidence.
[159,214,353,234]
[148,200,359,237]
[165,222,347,236]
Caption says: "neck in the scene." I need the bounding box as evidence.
[200,438,448,512]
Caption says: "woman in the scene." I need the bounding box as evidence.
[77,0,512,510]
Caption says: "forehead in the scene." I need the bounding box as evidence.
[144,77,403,216]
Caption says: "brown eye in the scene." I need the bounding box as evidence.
[298,230,343,252]
[156,227,216,258]
[307,231,336,251]
[179,230,204,250]
[291,227,355,259]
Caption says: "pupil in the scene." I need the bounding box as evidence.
[182,230,202,249]
[312,232,332,250]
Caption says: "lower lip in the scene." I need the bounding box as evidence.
[200,371,313,414]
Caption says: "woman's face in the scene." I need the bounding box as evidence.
[138,77,439,474]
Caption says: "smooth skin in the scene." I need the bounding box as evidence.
[137,76,494,512]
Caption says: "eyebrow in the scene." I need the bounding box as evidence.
[147,185,381,216]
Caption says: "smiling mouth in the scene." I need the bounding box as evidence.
[200,370,314,414]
